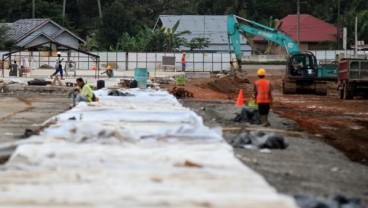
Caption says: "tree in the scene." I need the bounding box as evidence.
[263,16,278,54]
[113,20,190,52]
[185,37,210,51]
[0,0,366,51]
[0,25,14,50]
[112,32,144,52]
[96,1,135,50]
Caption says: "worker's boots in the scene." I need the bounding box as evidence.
[260,115,270,127]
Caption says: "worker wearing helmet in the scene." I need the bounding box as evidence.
[254,68,273,126]
[50,51,64,80]
[101,65,114,78]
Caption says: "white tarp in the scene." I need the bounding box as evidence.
[0,88,297,208]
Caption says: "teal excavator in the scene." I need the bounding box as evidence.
[227,15,337,95]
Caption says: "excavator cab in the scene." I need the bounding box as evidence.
[284,52,327,95]
[287,52,318,77]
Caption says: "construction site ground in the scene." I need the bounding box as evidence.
[0,66,367,205]
[162,67,368,203]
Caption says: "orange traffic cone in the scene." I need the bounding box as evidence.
[235,88,244,106]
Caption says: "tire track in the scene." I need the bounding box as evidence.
[0,97,34,122]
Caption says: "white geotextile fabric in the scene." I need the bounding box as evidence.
[0,88,298,208]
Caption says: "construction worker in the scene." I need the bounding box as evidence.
[72,78,94,106]
[254,68,272,126]
[101,65,114,78]
[11,61,18,77]
[50,51,64,80]
[181,52,186,71]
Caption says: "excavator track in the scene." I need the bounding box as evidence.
[282,79,297,94]
[314,82,328,95]
[282,78,328,95]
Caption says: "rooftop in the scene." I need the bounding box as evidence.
[253,14,337,42]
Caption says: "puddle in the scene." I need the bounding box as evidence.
[349,125,365,130]
[319,125,337,130]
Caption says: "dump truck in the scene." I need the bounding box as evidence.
[338,58,368,99]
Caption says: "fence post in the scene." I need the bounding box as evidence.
[202,52,204,72]
[193,52,195,72]
[125,52,128,71]
[221,53,223,71]
[211,53,213,73]
[135,53,138,69]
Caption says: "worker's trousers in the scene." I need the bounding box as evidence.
[73,94,88,106]
[258,103,271,126]
[52,65,63,78]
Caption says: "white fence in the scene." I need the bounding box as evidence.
[1,50,367,72]
[242,50,368,63]
[1,51,232,72]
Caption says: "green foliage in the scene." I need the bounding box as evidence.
[96,1,134,50]
[0,0,366,50]
[113,21,190,52]
[185,37,211,51]
[0,25,14,50]
[113,32,144,52]
[81,33,99,52]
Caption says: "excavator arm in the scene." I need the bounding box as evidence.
[227,15,300,68]
[227,15,336,96]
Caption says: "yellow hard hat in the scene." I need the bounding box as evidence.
[106,65,111,70]
[257,68,266,76]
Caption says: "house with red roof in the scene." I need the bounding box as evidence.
[252,14,337,54]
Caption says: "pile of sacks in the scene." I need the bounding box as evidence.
[231,131,288,149]
[233,107,261,124]
[295,195,365,208]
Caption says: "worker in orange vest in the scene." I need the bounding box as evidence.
[181,52,186,71]
[254,68,273,126]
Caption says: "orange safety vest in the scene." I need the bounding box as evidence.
[254,79,272,104]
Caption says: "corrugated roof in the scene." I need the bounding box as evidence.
[157,15,235,44]
[253,14,337,42]
[5,19,85,45]
[7,19,49,42]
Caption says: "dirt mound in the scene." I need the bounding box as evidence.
[39,64,54,69]
[190,75,251,97]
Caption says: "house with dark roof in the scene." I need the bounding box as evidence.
[155,15,251,53]
[253,14,337,54]
[5,19,84,50]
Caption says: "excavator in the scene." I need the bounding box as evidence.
[227,15,338,95]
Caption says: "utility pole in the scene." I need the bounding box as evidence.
[297,0,300,48]
[62,0,66,25]
[354,15,358,57]
[32,0,35,18]
[337,0,340,49]
[97,0,103,25]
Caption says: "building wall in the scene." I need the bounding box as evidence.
[15,22,81,49]
[24,36,51,48]
[38,22,60,37]
[54,32,80,49]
